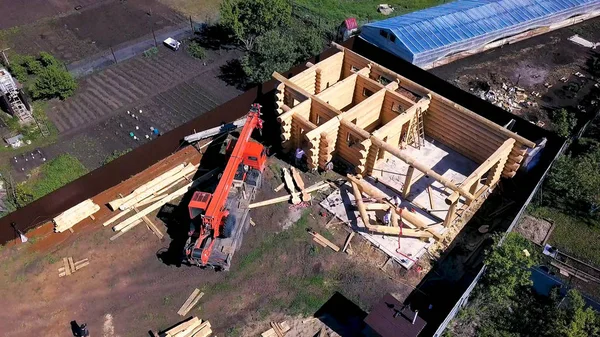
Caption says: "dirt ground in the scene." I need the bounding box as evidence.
[0,150,421,337]
[0,0,185,63]
[514,215,553,246]
[431,17,600,130]
[0,43,242,178]
[0,0,102,30]
[159,0,223,22]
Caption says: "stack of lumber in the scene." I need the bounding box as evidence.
[105,165,218,241]
[261,321,291,337]
[53,199,100,233]
[58,257,89,277]
[178,289,205,316]
[157,317,212,337]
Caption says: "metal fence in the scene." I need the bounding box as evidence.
[66,20,205,78]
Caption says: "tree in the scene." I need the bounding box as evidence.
[553,290,600,337]
[482,232,538,304]
[220,0,292,50]
[241,30,298,84]
[29,65,77,100]
[552,108,577,138]
[546,148,600,213]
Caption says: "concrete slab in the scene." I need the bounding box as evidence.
[371,137,478,221]
[320,178,446,269]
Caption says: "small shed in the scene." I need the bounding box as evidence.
[5,134,23,148]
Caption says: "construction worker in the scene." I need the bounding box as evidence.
[390,195,401,207]
[382,209,392,226]
[294,147,305,166]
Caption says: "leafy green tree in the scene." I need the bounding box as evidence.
[553,290,600,337]
[220,0,292,50]
[38,51,60,67]
[482,232,538,304]
[29,65,77,100]
[546,148,600,213]
[22,55,43,75]
[241,29,298,84]
[552,108,577,138]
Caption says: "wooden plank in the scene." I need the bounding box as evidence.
[249,182,329,208]
[427,185,434,209]
[54,199,101,232]
[113,168,218,231]
[164,317,200,336]
[313,237,327,247]
[108,163,186,210]
[282,168,301,204]
[133,207,164,240]
[262,322,291,337]
[290,167,310,202]
[178,289,201,316]
[68,257,75,274]
[274,183,285,192]
[309,231,340,252]
[63,258,71,276]
[270,322,285,337]
[343,232,355,253]
[179,292,204,316]
[110,219,143,241]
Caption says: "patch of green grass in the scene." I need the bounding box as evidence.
[16,154,88,207]
[226,326,241,337]
[143,47,159,58]
[162,296,171,306]
[44,253,58,264]
[528,206,600,266]
[103,148,132,165]
[187,41,207,59]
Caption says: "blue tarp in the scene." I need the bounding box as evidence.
[360,0,600,67]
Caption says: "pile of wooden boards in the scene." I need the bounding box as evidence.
[58,257,89,277]
[155,317,211,337]
[53,199,100,233]
[261,321,291,337]
[104,164,218,241]
[178,289,205,316]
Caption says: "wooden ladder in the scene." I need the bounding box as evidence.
[404,108,424,148]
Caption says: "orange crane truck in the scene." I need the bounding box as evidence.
[185,104,266,270]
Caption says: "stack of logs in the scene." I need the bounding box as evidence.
[104,163,218,240]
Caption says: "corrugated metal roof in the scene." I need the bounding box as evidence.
[363,0,598,54]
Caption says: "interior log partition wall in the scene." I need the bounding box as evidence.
[273,43,536,239]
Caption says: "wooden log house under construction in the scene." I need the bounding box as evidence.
[272,43,537,267]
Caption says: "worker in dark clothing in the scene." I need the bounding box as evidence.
[73,323,89,337]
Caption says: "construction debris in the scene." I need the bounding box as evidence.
[58,257,89,277]
[178,288,205,316]
[282,168,301,204]
[261,321,291,337]
[53,199,100,233]
[568,34,599,49]
[342,232,355,253]
[291,167,311,202]
[157,316,212,337]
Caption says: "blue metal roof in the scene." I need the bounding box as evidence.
[361,0,600,66]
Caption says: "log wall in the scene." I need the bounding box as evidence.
[315,74,357,111]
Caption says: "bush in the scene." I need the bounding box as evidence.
[22,56,43,75]
[29,65,77,100]
[143,47,159,58]
[551,108,577,138]
[8,62,28,83]
[187,41,207,59]
[38,52,60,67]
[15,154,87,207]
